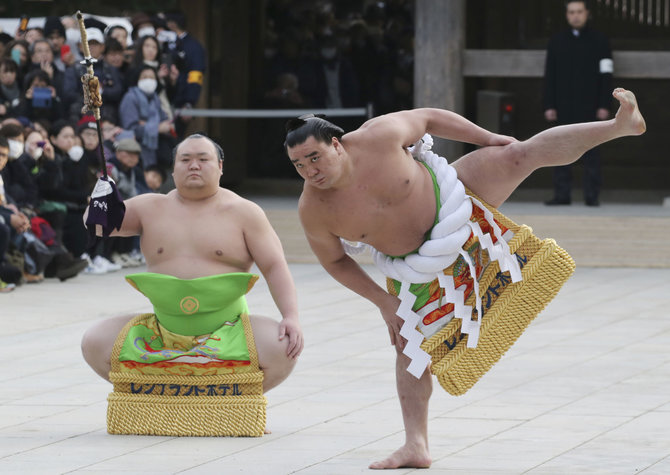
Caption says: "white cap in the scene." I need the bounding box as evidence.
[83,28,105,44]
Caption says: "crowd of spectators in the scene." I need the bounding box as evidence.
[0,11,204,292]
[256,0,415,177]
[0,1,416,291]
[261,0,414,113]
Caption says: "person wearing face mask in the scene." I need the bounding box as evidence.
[19,129,65,241]
[2,39,31,87]
[0,126,57,284]
[119,65,174,170]
[19,130,54,186]
[127,35,176,118]
[0,135,30,287]
[6,128,89,282]
[0,124,39,212]
[36,120,98,258]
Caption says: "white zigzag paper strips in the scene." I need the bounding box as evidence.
[341,134,522,378]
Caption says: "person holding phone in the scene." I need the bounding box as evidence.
[28,38,64,97]
[15,15,30,39]
[17,69,64,123]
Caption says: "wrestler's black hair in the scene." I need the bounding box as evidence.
[171,133,225,164]
[283,114,344,150]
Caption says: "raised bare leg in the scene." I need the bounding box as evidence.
[81,314,135,381]
[369,351,432,469]
[454,88,646,207]
[249,314,297,392]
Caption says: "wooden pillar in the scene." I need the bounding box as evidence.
[414,0,465,159]
[206,0,253,185]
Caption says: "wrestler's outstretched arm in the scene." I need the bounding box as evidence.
[83,192,160,237]
[353,108,517,151]
[242,200,304,359]
[299,199,406,350]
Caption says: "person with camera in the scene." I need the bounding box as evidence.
[3,127,89,282]
[27,38,64,98]
[16,69,65,123]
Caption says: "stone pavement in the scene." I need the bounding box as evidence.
[1,200,670,474]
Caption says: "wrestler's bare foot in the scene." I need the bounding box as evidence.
[613,88,646,136]
[369,443,431,470]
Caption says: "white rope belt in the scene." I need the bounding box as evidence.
[342,134,522,378]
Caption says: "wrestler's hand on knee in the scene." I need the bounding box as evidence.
[278,318,304,359]
[379,295,404,350]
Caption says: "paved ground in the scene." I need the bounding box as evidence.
[2,199,670,474]
[254,194,670,268]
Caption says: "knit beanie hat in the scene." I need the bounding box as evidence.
[43,16,66,38]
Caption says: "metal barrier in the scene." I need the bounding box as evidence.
[173,104,374,119]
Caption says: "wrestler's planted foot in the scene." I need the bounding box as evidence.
[612,88,646,136]
[369,442,432,470]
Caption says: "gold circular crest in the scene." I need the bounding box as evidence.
[179,296,200,314]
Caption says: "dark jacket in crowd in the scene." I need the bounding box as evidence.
[543,26,613,124]
[16,91,65,124]
[26,62,65,98]
[1,157,39,209]
[171,32,206,107]
[36,152,98,211]
[0,83,22,118]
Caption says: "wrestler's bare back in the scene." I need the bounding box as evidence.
[113,189,256,279]
[299,123,438,257]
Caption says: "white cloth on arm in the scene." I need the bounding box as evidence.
[340,134,522,378]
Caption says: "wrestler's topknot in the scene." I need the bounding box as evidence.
[284,114,344,150]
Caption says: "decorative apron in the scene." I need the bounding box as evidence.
[343,135,576,395]
[106,272,267,436]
